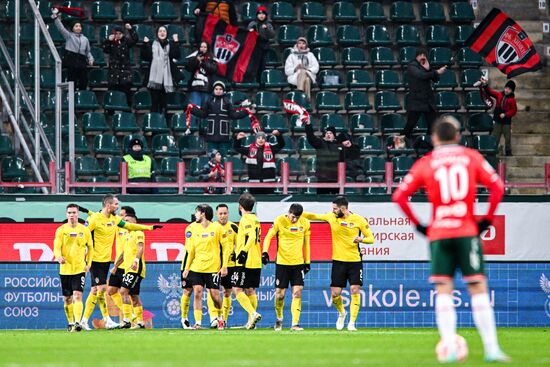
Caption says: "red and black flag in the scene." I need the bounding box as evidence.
[195,15,266,83]
[465,8,542,78]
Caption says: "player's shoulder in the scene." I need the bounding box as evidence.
[349,212,367,223]
[186,222,197,233]
[77,222,91,232]
[275,214,287,223]
[56,222,68,233]
[134,230,145,240]
[298,215,311,226]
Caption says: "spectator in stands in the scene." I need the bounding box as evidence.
[103,24,138,106]
[305,122,340,195]
[194,0,238,25]
[123,138,155,195]
[248,6,275,82]
[482,79,518,156]
[189,81,248,156]
[51,8,93,90]
[234,130,285,195]
[403,49,446,140]
[196,149,225,194]
[337,132,362,181]
[185,41,218,108]
[284,37,319,102]
[142,26,181,115]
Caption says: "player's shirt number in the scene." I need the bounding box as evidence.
[434,165,469,204]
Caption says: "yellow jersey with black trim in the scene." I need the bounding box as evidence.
[302,212,374,262]
[115,227,129,271]
[236,213,261,269]
[183,222,229,273]
[218,221,238,267]
[263,215,311,266]
[122,230,146,278]
[53,223,93,275]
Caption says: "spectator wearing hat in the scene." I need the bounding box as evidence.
[185,41,218,108]
[337,132,362,180]
[123,138,155,194]
[194,0,238,25]
[189,81,248,156]
[248,6,275,82]
[482,79,518,156]
[305,121,340,195]
[103,23,138,106]
[234,130,285,195]
[284,37,319,101]
[51,8,94,90]
[195,149,225,194]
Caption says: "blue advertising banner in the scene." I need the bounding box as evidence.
[1,262,549,329]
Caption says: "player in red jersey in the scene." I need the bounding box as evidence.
[392,115,510,363]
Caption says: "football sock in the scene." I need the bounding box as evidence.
[134,306,144,324]
[207,292,217,321]
[64,303,74,324]
[222,296,232,322]
[83,293,97,320]
[236,292,255,316]
[332,295,345,314]
[275,297,284,320]
[97,291,108,318]
[472,293,499,355]
[73,300,83,324]
[110,292,123,310]
[435,294,457,349]
[122,303,132,322]
[350,294,361,322]
[248,293,258,311]
[193,309,202,325]
[180,294,190,319]
[291,297,301,326]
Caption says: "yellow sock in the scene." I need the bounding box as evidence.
[64,303,74,324]
[291,297,301,326]
[110,292,123,310]
[248,293,258,311]
[207,292,217,321]
[73,301,83,324]
[122,303,132,321]
[332,295,345,314]
[236,292,255,316]
[83,293,97,320]
[222,296,232,321]
[134,306,143,323]
[193,309,202,325]
[97,291,108,318]
[180,294,190,319]
[275,297,284,320]
[350,293,361,322]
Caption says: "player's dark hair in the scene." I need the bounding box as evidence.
[332,196,349,208]
[196,204,214,221]
[66,203,79,210]
[102,194,117,207]
[433,115,460,142]
[288,203,303,216]
[239,193,255,212]
[121,206,136,216]
[216,203,228,211]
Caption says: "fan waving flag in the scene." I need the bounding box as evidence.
[465,8,542,78]
[195,15,266,83]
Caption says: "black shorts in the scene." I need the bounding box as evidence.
[187,271,220,289]
[60,273,86,296]
[90,261,110,287]
[275,264,305,289]
[121,272,143,295]
[331,260,363,288]
[221,267,237,289]
[181,270,191,289]
[108,268,125,288]
[232,267,261,289]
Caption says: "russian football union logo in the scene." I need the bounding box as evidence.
[158,273,183,321]
[539,273,550,319]
[496,26,529,65]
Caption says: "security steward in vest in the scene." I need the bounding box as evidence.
[123,138,155,194]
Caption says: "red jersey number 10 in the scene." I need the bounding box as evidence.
[434,165,469,204]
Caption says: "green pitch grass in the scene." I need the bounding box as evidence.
[0,328,548,366]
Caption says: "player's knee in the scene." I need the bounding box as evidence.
[91,286,98,295]
[72,292,83,302]
[275,289,285,299]
[64,296,72,304]
[292,290,302,298]
[120,287,129,296]
[245,288,255,296]
[350,286,361,295]
[223,290,232,298]
[131,296,141,306]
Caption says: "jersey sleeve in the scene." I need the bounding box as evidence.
[262,217,280,253]
[85,214,97,231]
[302,212,333,222]
[218,226,230,268]
[359,217,375,244]
[392,159,426,226]
[242,220,258,252]
[85,228,94,267]
[53,227,63,259]
[304,220,311,264]
[134,230,145,244]
[119,220,154,231]
[183,233,195,271]
[181,227,194,270]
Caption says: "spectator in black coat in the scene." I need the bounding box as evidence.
[185,41,218,108]
[305,122,340,195]
[337,132,362,180]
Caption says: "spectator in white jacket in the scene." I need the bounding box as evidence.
[284,37,319,102]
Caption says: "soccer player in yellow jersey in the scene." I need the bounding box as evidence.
[54,204,93,332]
[181,204,230,330]
[80,194,162,330]
[303,196,374,331]
[233,193,262,330]
[262,203,311,331]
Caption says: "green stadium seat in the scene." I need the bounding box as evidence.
[20,24,35,44]
[413,135,433,156]
[472,135,497,155]
[426,25,451,46]
[104,90,130,112]
[264,48,281,67]
[336,25,362,46]
[297,136,315,156]
[271,135,296,155]
[360,2,386,22]
[271,1,296,23]
[301,2,326,22]
[2,157,27,181]
[143,112,170,135]
[277,157,304,177]
[232,117,253,133]
[434,69,458,89]
[103,156,122,178]
[429,47,452,67]
[333,2,358,22]
[82,112,109,135]
[350,114,376,135]
[132,69,144,87]
[134,24,154,44]
[392,156,414,176]
[375,91,401,111]
[75,156,102,177]
[345,91,371,112]
[90,47,106,67]
[450,2,475,23]
[23,47,55,68]
[188,25,196,45]
[151,176,176,194]
[285,91,312,112]
[179,135,206,156]
[357,136,384,155]
[112,112,140,135]
[341,47,368,67]
[304,156,317,176]
[320,114,347,133]
[366,25,391,46]
[313,47,337,68]
[88,68,108,89]
[240,1,259,22]
[226,91,248,106]
[255,91,281,112]
[260,69,289,89]
[123,134,149,154]
[375,70,402,89]
[380,113,406,134]
[364,176,386,195]
[455,25,474,46]
[278,25,301,46]
[166,25,186,46]
[62,134,91,155]
[47,24,64,43]
[75,90,99,111]
[99,24,118,43]
[318,70,345,90]
[81,24,97,44]
[468,113,494,133]
[239,135,257,148]
[91,1,118,21]
[224,156,246,177]
[347,70,374,89]
[390,1,415,22]
[87,176,118,195]
[399,46,417,66]
[180,1,198,22]
[460,136,471,147]
[171,113,200,135]
[0,135,14,157]
[386,136,415,156]
[436,91,460,111]
[152,134,179,157]
[132,90,152,112]
[166,92,186,111]
[121,1,147,22]
[465,91,488,110]
[159,157,182,177]
[306,25,333,47]
[396,25,420,46]
[35,1,53,21]
[93,134,120,156]
[421,2,445,23]
[457,47,483,67]
[460,69,484,88]
[151,1,177,21]
[370,47,398,67]
[261,114,289,134]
